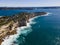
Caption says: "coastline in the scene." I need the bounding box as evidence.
[0,12,47,45]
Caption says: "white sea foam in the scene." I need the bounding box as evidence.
[1,23,32,45]
[1,12,50,45]
[1,16,34,45]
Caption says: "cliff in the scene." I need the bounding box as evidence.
[0,12,46,45]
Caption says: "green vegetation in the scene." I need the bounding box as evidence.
[0,12,46,27]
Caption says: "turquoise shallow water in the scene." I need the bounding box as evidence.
[0,9,60,45]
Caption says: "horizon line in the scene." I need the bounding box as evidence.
[0,6,60,7]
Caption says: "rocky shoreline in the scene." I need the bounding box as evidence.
[0,12,47,45]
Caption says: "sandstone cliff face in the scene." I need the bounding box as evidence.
[0,12,46,45]
[0,21,18,44]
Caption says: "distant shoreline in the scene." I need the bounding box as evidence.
[0,7,60,10]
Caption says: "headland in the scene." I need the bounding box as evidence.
[0,12,47,45]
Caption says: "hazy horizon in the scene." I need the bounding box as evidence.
[0,0,60,7]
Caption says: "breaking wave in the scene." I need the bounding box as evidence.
[1,12,51,45]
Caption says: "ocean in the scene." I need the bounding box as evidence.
[0,8,60,45]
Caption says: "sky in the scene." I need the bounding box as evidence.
[0,0,60,7]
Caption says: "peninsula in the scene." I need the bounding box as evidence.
[0,12,46,45]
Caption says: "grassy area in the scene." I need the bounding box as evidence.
[0,16,13,27]
[0,13,26,27]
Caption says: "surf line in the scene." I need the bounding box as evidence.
[1,12,50,45]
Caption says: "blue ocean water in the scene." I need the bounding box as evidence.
[0,9,60,45]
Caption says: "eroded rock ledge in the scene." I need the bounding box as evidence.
[0,12,47,45]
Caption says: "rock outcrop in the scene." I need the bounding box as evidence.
[0,12,47,45]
